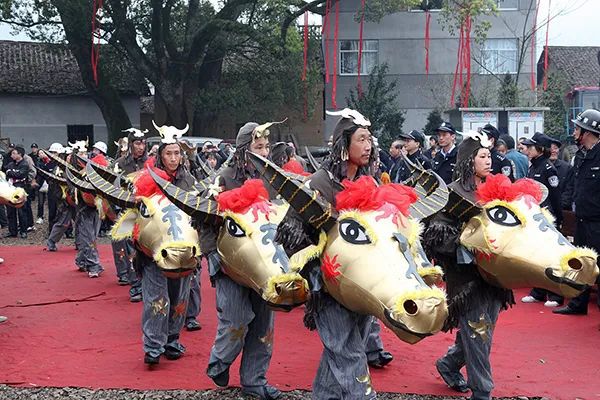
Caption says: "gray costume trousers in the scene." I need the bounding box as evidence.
[313,294,376,400]
[207,253,274,389]
[365,319,384,362]
[186,268,201,322]
[438,297,502,400]
[48,205,75,245]
[141,260,191,357]
[74,206,103,273]
[111,238,134,280]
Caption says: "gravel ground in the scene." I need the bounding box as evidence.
[0,201,542,399]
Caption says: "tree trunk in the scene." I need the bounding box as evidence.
[54,0,132,154]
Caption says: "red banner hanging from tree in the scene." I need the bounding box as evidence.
[424,11,431,75]
[322,0,332,84]
[91,0,103,86]
[543,0,551,90]
[450,15,472,108]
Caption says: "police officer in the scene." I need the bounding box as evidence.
[480,124,514,181]
[395,130,433,182]
[520,132,563,307]
[432,121,458,184]
[554,110,600,315]
[548,137,572,194]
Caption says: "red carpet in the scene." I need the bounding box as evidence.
[0,244,599,399]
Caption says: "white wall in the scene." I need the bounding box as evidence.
[0,94,140,148]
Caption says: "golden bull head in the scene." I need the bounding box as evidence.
[0,171,27,208]
[148,169,309,311]
[248,152,450,344]
[456,174,599,298]
[85,164,199,278]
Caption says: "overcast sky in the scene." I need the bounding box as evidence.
[1,0,598,55]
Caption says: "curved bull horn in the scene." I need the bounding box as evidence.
[304,146,321,171]
[401,154,449,219]
[35,167,67,186]
[147,168,221,224]
[247,152,337,232]
[43,149,83,178]
[65,167,96,194]
[87,160,128,189]
[86,163,137,209]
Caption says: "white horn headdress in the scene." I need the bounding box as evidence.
[152,121,189,144]
[326,108,371,127]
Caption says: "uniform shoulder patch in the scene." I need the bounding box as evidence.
[501,166,512,176]
[548,175,559,188]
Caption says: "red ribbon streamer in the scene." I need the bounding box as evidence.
[357,0,366,96]
[530,0,541,91]
[543,0,551,90]
[331,0,340,109]
[322,0,331,84]
[91,0,103,86]
[462,16,472,108]
[424,11,431,75]
[302,11,309,81]
[450,15,472,108]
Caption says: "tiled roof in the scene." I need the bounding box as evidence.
[0,40,147,95]
[539,46,600,88]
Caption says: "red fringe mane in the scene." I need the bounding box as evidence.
[335,176,418,216]
[90,153,109,167]
[133,168,172,198]
[217,179,269,213]
[476,174,543,204]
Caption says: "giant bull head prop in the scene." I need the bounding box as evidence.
[0,171,27,208]
[86,164,199,278]
[249,152,450,344]
[149,170,309,310]
[451,174,598,298]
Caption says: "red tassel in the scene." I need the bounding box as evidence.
[424,11,431,76]
[331,0,340,109]
[357,0,366,96]
[543,0,551,90]
[302,11,309,82]
[90,0,103,86]
[323,0,331,84]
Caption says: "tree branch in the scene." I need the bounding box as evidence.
[162,0,180,60]
[280,0,327,46]
[0,18,61,28]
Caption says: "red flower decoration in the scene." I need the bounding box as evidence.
[321,253,341,283]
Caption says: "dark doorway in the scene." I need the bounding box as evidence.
[67,125,94,145]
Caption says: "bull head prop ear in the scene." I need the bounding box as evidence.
[304,146,322,172]
[247,152,338,232]
[86,163,137,209]
[35,166,67,186]
[43,149,84,179]
[147,168,222,224]
[65,168,96,195]
[400,154,449,219]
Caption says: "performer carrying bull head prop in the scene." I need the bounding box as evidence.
[87,122,200,366]
[0,170,27,208]
[248,108,449,399]
[149,120,304,400]
[424,130,598,398]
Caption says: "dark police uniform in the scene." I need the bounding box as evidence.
[491,149,514,181]
[432,146,457,184]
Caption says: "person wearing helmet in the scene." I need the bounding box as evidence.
[432,121,458,184]
[554,109,600,315]
[92,141,108,157]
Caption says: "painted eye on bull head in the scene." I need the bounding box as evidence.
[486,205,521,227]
[226,217,246,237]
[139,203,151,218]
[339,219,371,245]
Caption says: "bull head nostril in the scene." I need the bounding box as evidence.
[192,246,197,257]
[568,258,583,270]
[275,284,282,295]
[403,300,418,315]
[161,249,168,259]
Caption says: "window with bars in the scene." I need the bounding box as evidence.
[339,40,378,76]
[480,38,518,74]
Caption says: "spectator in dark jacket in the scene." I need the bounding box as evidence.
[4,146,29,238]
